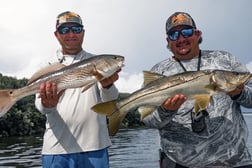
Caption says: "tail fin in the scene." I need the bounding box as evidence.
[91,100,119,116]
[0,90,17,117]
[91,100,126,136]
[107,111,127,136]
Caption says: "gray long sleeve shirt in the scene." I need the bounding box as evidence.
[143,50,252,167]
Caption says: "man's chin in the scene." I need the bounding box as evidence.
[177,49,190,56]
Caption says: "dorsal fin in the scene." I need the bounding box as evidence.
[27,63,65,85]
[143,71,165,87]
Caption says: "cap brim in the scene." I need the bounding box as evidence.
[57,22,83,29]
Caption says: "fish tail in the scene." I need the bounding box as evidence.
[107,110,127,136]
[91,100,125,136]
[0,90,17,117]
[91,100,119,116]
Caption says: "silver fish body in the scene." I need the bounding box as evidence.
[91,70,251,136]
[0,54,124,117]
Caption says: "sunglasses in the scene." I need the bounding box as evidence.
[57,26,83,35]
[168,28,194,41]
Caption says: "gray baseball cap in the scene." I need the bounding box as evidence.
[166,12,196,35]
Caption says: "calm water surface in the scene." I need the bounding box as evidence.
[0,113,252,168]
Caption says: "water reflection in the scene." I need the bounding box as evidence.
[0,136,42,167]
[109,128,160,168]
[0,128,160,168]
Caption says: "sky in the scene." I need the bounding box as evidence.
[1,0,252,94]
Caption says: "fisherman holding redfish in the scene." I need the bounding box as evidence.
[0,11,124,168]
[143,12,252,168]
[34,11,122,168]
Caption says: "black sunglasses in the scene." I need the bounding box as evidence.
[168,28,194,41]
[57,26,83,35]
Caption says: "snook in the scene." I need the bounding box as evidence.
[91,70,251,136]
[0,54,124,117]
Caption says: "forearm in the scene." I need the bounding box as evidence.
[143,106,176,129]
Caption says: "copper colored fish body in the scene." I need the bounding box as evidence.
[0,54,124,117]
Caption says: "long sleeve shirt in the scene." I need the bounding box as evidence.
[143,50,252,167]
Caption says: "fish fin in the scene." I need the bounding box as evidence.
[91,100,119,116]
[107,111,127,136]
[91,100,124,136]
[143,71,165,87]
[81,82,96,92]
[0,90,17,117]
[27,63,66,85]
[193,95,211,114]
[93,70,105,81]
[137,106,157,120]
[79,63,104,81]
[205,84,218,91]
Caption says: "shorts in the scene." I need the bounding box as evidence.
[42,148,109,168]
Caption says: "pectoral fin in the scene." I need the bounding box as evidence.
[81,82,96,92]
[93,70,104,81]
[193,95,211,114]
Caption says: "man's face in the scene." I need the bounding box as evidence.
[167,25,201,59]
[55,23,84,55]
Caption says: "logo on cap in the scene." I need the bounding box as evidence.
[56,11,83,29]
[171,13,192,25]
[166,12,196,35]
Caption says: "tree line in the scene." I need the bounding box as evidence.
[0,73,143,137]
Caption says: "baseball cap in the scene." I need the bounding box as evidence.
[56,11,83,29]
[166,12,196,35]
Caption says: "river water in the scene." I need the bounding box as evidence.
[0,113,252,168]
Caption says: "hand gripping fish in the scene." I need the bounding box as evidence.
[0,54,124,117]
[91,70,251,136]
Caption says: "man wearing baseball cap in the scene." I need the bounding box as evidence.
[35,11,121,168]
[143,11,252,167]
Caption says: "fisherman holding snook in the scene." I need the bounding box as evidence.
[35,11,121,168]
[143,12,252,168]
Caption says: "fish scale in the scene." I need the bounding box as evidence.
[0,54,124,117]
[91,69,251,136]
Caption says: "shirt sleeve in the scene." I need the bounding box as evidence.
[98,83,119,102]
[227,52,252,108]
[234,78,252,108]
[142,106,177,129]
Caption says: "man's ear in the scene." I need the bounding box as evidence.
[166,37,171,50]
[54,31,58,37]
[195,30,202,41]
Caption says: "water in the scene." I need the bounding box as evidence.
[0,137,42,168]
[0,129,160,168]
[0,113,252,168]
[109,128,160,168]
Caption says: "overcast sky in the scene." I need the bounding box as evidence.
[1,0,252,94]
